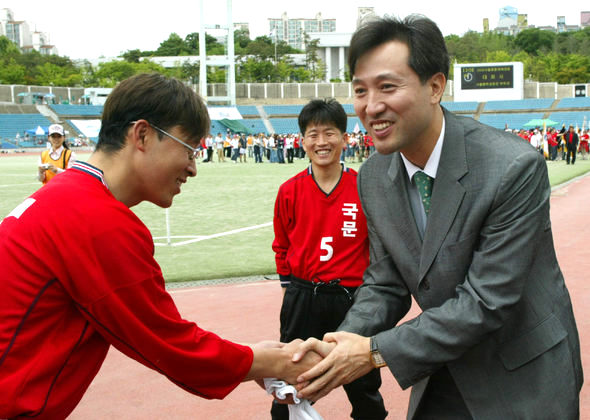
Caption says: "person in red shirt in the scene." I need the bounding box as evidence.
[565,125,579,165]
[579,128,589,159]
[271,99,387,420]
[0,73,321,420]
[547,127,558,161]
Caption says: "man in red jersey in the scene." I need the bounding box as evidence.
[0,73,321,420]
[271,99,387,420]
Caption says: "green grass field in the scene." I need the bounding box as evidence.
[1,151,589,283]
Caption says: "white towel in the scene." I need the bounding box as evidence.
[264,378,323,420]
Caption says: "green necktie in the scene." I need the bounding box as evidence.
[413,171,434,216]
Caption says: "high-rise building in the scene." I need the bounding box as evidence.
[0,8,57,55]
[582,11,590,28]
[268,12,335,51]
[357,7,376,28]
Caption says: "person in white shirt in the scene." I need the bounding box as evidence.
[529,129,543,155]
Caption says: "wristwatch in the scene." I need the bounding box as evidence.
[370,336,387,368]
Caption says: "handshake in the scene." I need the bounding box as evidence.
[249,331,376,403]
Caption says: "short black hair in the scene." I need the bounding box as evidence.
[298,98,347,135]
[97,73,210,153]
[348,15,449,84]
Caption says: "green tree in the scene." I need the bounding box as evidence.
[0,35,21,56]
[121,49,142,63]
[554,54,590,83]
[0,58,26,84]
[515,28,555,55]
[156,33,186,56]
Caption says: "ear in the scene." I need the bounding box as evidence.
[129,120,150,152]
[429,72,446,104]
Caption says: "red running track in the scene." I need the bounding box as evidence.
[70,174,590,419]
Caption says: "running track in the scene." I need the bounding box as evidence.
[70,174,590,419]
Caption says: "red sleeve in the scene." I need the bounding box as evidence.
[64,209,253,400]
[272,185,292,276]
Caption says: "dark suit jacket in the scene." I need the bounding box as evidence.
[565,131,579,149]
[340,108,583,419]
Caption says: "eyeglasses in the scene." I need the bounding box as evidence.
[130,120,199,161]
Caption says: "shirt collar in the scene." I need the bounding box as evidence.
[71,161,108,188]
[51,145,64,155]
[401,114,445,182]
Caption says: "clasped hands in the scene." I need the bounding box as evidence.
[258,331,374,403]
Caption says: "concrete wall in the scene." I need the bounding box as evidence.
[1,81,587,106]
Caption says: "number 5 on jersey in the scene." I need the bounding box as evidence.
[320,236,333,261]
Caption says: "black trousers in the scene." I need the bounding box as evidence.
[271,277,388,420]
[566,146,577,164]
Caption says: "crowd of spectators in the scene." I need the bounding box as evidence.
[198,131,378,164]
[506,124,589,163]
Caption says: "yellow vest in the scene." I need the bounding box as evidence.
[41,148,72,184]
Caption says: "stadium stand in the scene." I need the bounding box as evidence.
[263,105,304,116]
[478,113,544,130]
[341,104,355,114]
[484,98,555,111]
[268,118,300,134]
[347,117,365,133]
[0,114,53,141]
[441,101,479,112]
[2,96,590,151]
[49,104,103,117]
[548,111,590,128]
[236,105,260,116]
[555,97,590,109]
[240,119,268,135]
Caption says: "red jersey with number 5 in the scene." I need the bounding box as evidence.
[272,165,369,287]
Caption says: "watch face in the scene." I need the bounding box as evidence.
[371,351,386,368]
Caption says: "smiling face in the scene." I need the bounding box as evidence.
[140,124,198,208]
[352,40,444,160]
[48,133,65,150]
[301,123,346,170]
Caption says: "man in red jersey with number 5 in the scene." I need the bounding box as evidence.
[271,99,387,420]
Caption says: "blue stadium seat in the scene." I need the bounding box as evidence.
[555,97,590,109]
[236,105,260,117]
[548,111,590,129]
[478,113,543,130]
[346,117,367,133]
[50,104,103,117]
[0,114,53,143]
[442,101,479,112]
[484,99,554,111]
[263,105,304,116]
[269,118,300,134]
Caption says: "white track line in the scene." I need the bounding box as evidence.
[153,221,272,247]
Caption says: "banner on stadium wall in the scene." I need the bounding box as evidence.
[207,107,243,120]
[454,62,523,102]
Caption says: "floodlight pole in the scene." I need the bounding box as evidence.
[198,0,236,105]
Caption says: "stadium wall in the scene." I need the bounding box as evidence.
[0,80,587,106]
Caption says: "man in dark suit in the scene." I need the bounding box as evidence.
[293,15,583,419]
[565,125,579,165]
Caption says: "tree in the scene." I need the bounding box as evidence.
[515,28,555,55]
[155,33,186,56]
[121,49,142,63]
[0,58,26,84]
[0,35,21,56]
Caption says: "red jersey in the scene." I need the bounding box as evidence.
[0,162,252,419]
[272,165,369,287]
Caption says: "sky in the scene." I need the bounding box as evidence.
[3,1,587,60]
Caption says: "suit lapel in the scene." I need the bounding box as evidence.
[419,109,468,281]
[385,154,422,264]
